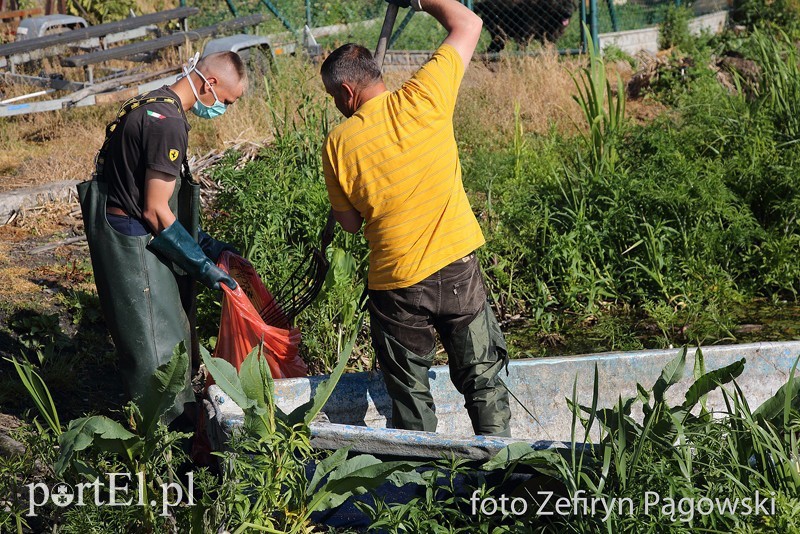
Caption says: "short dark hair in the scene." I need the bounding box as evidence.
[197,51,247,84]
[320,43,382,89]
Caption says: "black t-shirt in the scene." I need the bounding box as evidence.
[103,86,190,220]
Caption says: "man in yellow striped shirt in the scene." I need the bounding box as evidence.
[321,0,511,435]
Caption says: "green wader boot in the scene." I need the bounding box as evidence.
[78,176,197,423]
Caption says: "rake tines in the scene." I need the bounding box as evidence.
[260,213,337,327]
[260,248,329,326]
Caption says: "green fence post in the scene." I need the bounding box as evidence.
[580,0,587,52]
[590,0,599,51]
[258,0,295,33]
[224,0,238,17]
[389,9,415,48]
[306,0,312,27]
[607,0,618,32]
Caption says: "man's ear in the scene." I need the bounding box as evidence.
[341,82,355,101]
[204,75,219,89]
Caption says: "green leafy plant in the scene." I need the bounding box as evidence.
[204,315,424,533]
[7,357,62,435]
[659,5,693,51]
[570,24,626,179]
[473,349,800,531]
[53,345,194,529]
[10,313,68,365]
[67,0,136,24]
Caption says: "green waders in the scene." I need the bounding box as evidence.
[369,254,511,436]
[78,95,198,423]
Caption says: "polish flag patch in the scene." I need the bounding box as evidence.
[146,110,166,119]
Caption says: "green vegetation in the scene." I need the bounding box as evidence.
[355,349,800,531]
[7,4,800,534]
[199,12,800,362]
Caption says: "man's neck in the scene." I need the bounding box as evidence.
[169,73,200,112]
[354,82,388,111]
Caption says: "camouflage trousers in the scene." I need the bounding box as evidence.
[368,253,511,436]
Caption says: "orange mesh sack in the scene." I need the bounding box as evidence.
[213,251,306,380]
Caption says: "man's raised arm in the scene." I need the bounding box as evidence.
[392,0,483,69]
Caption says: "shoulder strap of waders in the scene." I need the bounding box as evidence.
[93,94,182,180]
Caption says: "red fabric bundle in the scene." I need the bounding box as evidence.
[213,251,306,379]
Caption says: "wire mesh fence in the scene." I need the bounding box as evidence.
[183,0,732,56]
[594,0,729,34]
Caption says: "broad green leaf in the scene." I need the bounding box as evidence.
[137,342,189,438]
[683,358,745,410]
[753,358,800,427]
[288,313,365,426]
[202,345,254,411]
[311,455,423,511]
[482,442,536,471]
[653,347,687,402]
[307,447,349,495]
[331,247,357,284]
[386,469,426,487]
[239,347,268,410]
[693,347,706,381]
[484,444,567,481]
[55,416,138,476]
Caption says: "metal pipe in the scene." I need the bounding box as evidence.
[0,89,54,105]
[590,0,599,51]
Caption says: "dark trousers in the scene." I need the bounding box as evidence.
[368,253,511,436]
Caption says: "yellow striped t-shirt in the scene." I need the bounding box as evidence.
[323,44,485,290]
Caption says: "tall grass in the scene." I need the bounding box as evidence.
[462,25,800,346]
[200,24,800,357]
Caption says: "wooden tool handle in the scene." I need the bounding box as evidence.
[374,3,399,69]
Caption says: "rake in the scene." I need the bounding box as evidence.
[259,4,400,327]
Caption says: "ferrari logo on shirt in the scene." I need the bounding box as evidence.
[169,149,179,161]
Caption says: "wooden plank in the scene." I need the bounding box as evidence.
[61,13,267,68]
[0,6,198,57]
[0,8,44,21]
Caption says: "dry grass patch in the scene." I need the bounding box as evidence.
[0,105,107,192]
[0,238,47,305]
[0,51,665,192]
[457,50,586,142]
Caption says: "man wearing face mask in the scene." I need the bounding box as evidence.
[78,51,247,426]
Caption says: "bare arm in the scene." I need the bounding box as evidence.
[422,0,483,68]
[142,168,177,234]
[333,207,364,234]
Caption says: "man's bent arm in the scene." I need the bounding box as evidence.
[333,208,363,234]
[424,0,483,68]
[143,168,177,234]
